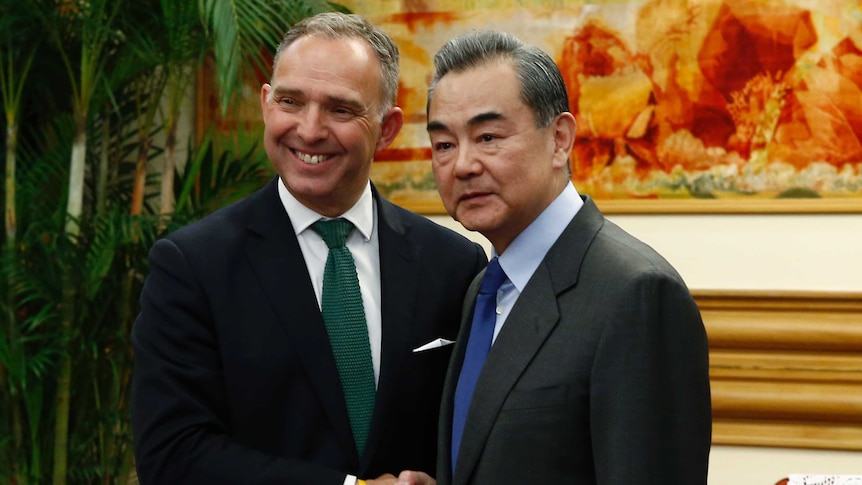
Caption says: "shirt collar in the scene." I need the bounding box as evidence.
[496,182,583,292]
[277,177,374,241]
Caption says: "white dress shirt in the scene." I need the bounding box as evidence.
[277,178,383,385]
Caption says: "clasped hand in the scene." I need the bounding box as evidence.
[367,470,435,485]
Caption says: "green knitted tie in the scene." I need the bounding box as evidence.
[312,218,376,456]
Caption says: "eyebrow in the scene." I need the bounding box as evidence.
[427,110,506,133]
[270,86,299,100]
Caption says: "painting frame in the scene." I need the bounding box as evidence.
[350,0,862,215]
[369,162,862,215]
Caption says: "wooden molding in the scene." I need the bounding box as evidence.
[693,290,862,450]
[596,198,862,214]
[379,191,862,216]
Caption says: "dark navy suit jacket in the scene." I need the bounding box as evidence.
[132,178,486,484]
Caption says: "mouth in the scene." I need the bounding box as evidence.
[293,149,333,165]
[458,190,493,203]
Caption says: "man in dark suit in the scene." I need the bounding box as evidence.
[426,30,712,484]
[131,13,486,485]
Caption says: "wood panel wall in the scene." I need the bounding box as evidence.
[694,290,862,450]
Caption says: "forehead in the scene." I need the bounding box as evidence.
[429,61,530,125]
[273,35,382,92]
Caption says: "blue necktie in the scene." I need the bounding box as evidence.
[312,218,376,456]
[451,257,507,472]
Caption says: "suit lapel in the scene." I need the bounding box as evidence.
[360,190,421,468]
[243,178,357,464]
[452,197,606,484]
[452,266,559,485]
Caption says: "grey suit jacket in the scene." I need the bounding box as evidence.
[132,177,487,484]
[438,196,711,484]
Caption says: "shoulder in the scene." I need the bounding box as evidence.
[593,219,679,276]
[160,181,276,256]
[554,201,685,289]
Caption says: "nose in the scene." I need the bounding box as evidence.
[452,143,482,179]
[296,105,327,143]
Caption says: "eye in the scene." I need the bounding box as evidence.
[479,133,496,143]
[433,141,454,152]
[331,106,358,121]
[277,97,299,110]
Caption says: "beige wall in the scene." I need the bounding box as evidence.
[429,212,862,484]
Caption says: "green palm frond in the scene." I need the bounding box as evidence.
[0,2,40,121]
[175,126,273,218]
[159,0,209,108]
[199,0,348,113]
[14,114,75,232]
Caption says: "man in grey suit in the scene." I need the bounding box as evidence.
[426,30,712,484]
[131,13,486,485]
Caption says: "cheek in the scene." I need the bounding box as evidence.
[264,113,290,135]
[341,124,377,152]
[431,164,450,192]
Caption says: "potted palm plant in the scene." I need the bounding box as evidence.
[0,1,347,483]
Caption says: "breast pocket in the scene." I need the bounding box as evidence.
[501,384,568,412]
[404,343,455,399]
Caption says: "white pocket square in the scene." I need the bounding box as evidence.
[412,338,455,353]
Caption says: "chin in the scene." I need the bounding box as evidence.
[454,215,487,234]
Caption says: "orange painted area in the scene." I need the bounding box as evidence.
[374,147,433,163]
[384,11,460,32]
[557,0,862,197]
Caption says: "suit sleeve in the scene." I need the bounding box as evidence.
[131,238,347,485]
[589,271,712,484]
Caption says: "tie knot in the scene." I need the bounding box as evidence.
[312,218,354,249]
[479,257,507,295]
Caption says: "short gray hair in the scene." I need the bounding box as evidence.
[273,12,400,115]
[427,30,569,128]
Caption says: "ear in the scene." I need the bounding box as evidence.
[375,107,404,152]
[551,112,577,170]
[260,83,272,122]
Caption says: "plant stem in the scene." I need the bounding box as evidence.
[52,275,76,485]
[5,120,17,247]
[65,118,87,237]
[96,107,110,218]
[54,113,88,485]
[130,141,151,216]
[2,121,15,388]
[3,115,26,485]
[160,116,177,215]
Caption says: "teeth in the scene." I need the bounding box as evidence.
[296,151,329,164]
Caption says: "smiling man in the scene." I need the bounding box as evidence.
[131,13,486,485]
[427,30,712,484]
